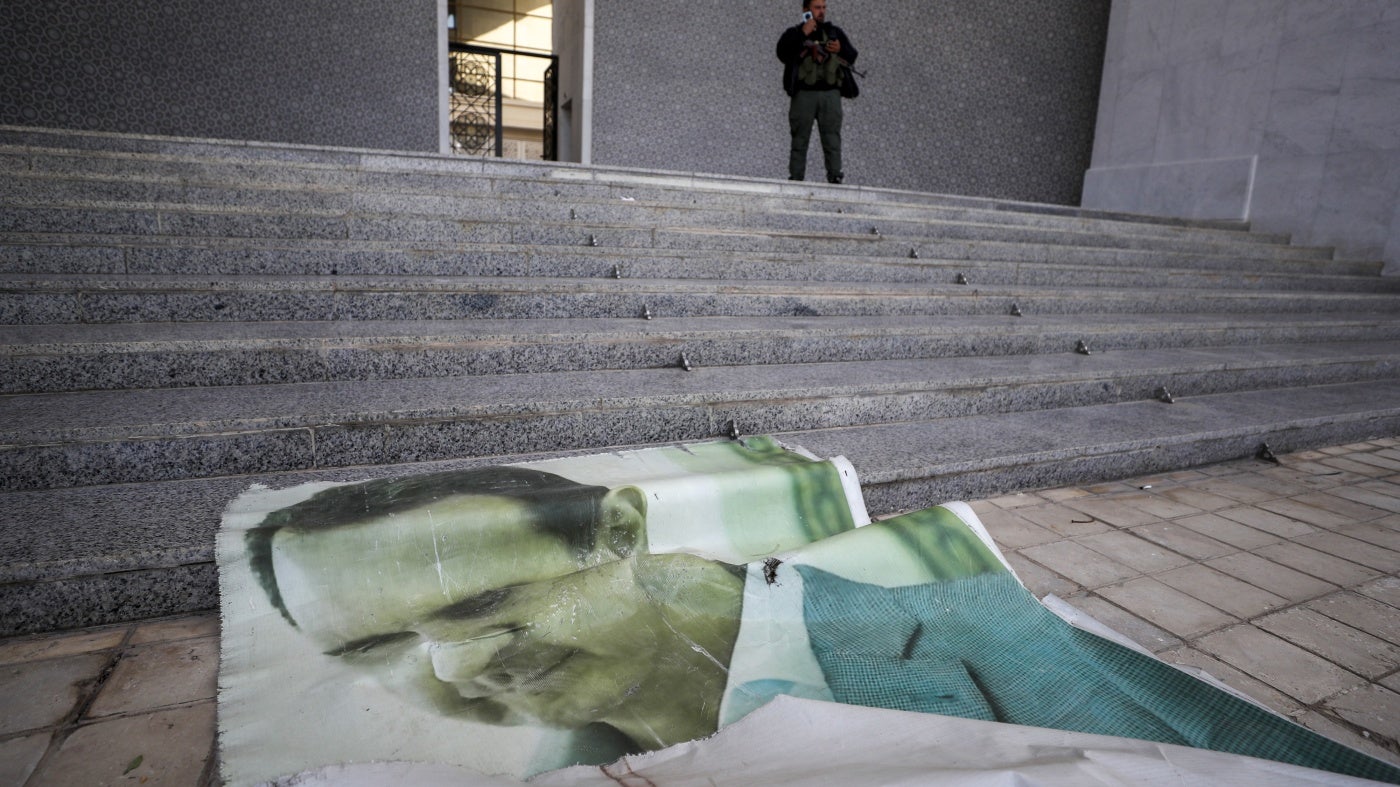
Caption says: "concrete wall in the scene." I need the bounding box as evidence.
[0,0,440,152]
[553,0,592,163]
[1083,1,1400,273]
[581,0,1110,205]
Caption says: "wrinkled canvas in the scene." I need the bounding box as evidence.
[218,438,1400,786]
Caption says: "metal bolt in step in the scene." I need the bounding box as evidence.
[1075,340,1092,355]
[1256,443,1280,465]
[612,264,623,279]
[909,248,919,259]
[955,273,968,285]
[570,208,577,220]
[641,305,653,320]
[870,227,880,236]
[1156,387,1175,404]
[727,420,741,440]
[588,234,598,247]
[1009,303,1022,317]
[679,352,693,371]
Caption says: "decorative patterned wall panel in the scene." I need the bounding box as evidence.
[590,0,1110,205]
[0,0,440,151]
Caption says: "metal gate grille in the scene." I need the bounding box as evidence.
[448,43,558,160]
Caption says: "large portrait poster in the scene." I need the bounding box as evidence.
[218,438,1400,786]
[218,437,874,782]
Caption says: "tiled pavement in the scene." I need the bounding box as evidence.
[2,440,1399,784]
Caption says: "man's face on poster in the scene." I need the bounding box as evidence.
[267,482,667,730]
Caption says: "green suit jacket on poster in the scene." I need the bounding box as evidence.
[719,558,1400,785]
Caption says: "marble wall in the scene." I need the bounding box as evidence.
[1083,0,1400,273]
[0,0,440,152]
[585,0,1110,205]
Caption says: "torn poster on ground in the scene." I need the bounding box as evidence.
[217,437,1400,785]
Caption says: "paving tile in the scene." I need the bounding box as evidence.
[129,615,219,646]
[1336,521,1400,553]
[1322,684,1400,743]
[1159,469,1210,483]
[1096,577,1235,639]
[1075,530,1193,573]
[1308,593,1400,646]
[1196,463,1250,477]
[1291,450,1332,461]
[0,653,108,737]
[1294,531,1400,573]
[1259,465,1348,492]
[1215,506,1316,538]
[1158,487,1239,511]
[1019,541,1138,588]
[1384,673,1400,694]
[1172,513,1280,550]
[1082,480,1139,494]
[0,627,127,667]
[976,507,1062,550]
[1062,594,1181,653]
[1288,461,1367,486]
[1015,503,1111,537]
[1154,564,1288,620]
[1231,471,1316,498]
[27,702,214,787]
[1195,625,1363,705]
[985,492,1039,509]
[1319,457,1394,478]
[1062,497,1162,528]
[1346,452,1400,473]
[1297,710,1400,767]
[1291,491,1394,525]
[1204,552,1337,602]
[1329,485,1400,515]
[1102,492,1202,521]
[1319,446,1355,456]
[1156,646,1302,715]
[1361,479,1400,498]
[1129,522,1236,560]
[1003,551,1078,598]
[1254,542,1380,586]
[1256,497,1358,529]
[1037,487,1091,503]
[86,637,218,718]
[1255,607,1400,679]
[1355,576,1400,609]
[1196,479,1284,504]
[0,732,51,787]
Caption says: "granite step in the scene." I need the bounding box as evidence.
[0,166,1295,250]
[3,340,1397,492]
[3,238,1392,293]
[6,313,1400,394]
[0,201,1333,264]
[3,376,1398,635]
[3,233,1377,278]
[5,274,1399,325]
[0,124,1252,233]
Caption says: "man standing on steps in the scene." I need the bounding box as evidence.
[777,0,858,184]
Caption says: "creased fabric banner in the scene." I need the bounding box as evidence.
[218,438,1400,786]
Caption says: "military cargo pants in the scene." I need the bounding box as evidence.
[788,88,843,182]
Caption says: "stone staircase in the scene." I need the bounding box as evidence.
[3,125,1400,636]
